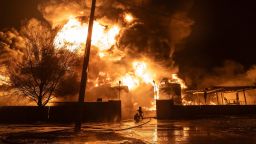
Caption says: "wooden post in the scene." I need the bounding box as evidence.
[198,93,200,105]
[118,81,121,100]
[221,92,224,105]
[197,93,199,105]
[204,90,207,105]
[243,90,247,105]
[75,0,96,132]
[216,92,219,105]
[236,92,240,105]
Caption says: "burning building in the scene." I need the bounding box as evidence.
[50,13,190,112]
[0,0,256,121]
[0,0,200,118]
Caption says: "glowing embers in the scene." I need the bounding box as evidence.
[54,17,120,52]
[124,13,134,23]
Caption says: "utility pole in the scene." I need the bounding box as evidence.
[75,0,96,132]
[118,81,121,100]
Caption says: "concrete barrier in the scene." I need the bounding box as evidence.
[0,100,121,123]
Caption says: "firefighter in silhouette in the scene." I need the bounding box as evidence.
[134,106,144,122]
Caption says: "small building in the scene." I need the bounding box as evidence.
[185,86,256,105]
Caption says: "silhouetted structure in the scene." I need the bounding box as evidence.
[157,85,256,119]
[0,101,121,123]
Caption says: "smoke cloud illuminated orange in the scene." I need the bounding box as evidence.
[52,16,187,110]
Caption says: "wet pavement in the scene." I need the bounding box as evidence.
[1,116,256,143]
[118,117,256,143]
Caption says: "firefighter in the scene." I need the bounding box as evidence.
[137,106,143,119]
[134,106,144,122]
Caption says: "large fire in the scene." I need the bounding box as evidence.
[119,61,159,99]
[54,17,120,53]
[120,61,155,90]
[52,16,187,110]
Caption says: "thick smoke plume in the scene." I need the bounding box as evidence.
[38,0,125,28]
[0,0,196,113]
[0,29,26,65]
[39,0,194,61]
[195,60,256,88]
[169,12,194,57]
[0,28,26,104]
[38,0,86,27]
[184,60,256,104]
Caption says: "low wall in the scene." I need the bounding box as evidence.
[0,100,121,123]
[156,100,256,119]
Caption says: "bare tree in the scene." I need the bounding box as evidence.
[9,19,75,107]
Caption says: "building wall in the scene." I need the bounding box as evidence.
[156,100,256,119]
[0,100,121,123]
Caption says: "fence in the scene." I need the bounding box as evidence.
[0,100,121,123]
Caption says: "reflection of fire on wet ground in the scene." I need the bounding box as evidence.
[1,116,256,143]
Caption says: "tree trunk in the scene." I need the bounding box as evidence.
[38,95,43,107]
[37,95,45,121]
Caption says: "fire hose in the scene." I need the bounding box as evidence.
[82,117,152,132]
[81,118,153,144]
[0,118,153,144]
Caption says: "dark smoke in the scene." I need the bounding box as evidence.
[0,28,26,65]
[38,0,194,63]
[185,60,256,89]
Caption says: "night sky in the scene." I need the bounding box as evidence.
[176,0,256,70]
[1,0,256,72]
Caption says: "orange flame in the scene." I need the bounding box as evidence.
[171,74,187,89]
[0,74,9,86]
[53,16,188,110]
[120,61,156,90]
[124,13,134,23]
[119,61,159,99]
[54,17,120,53]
